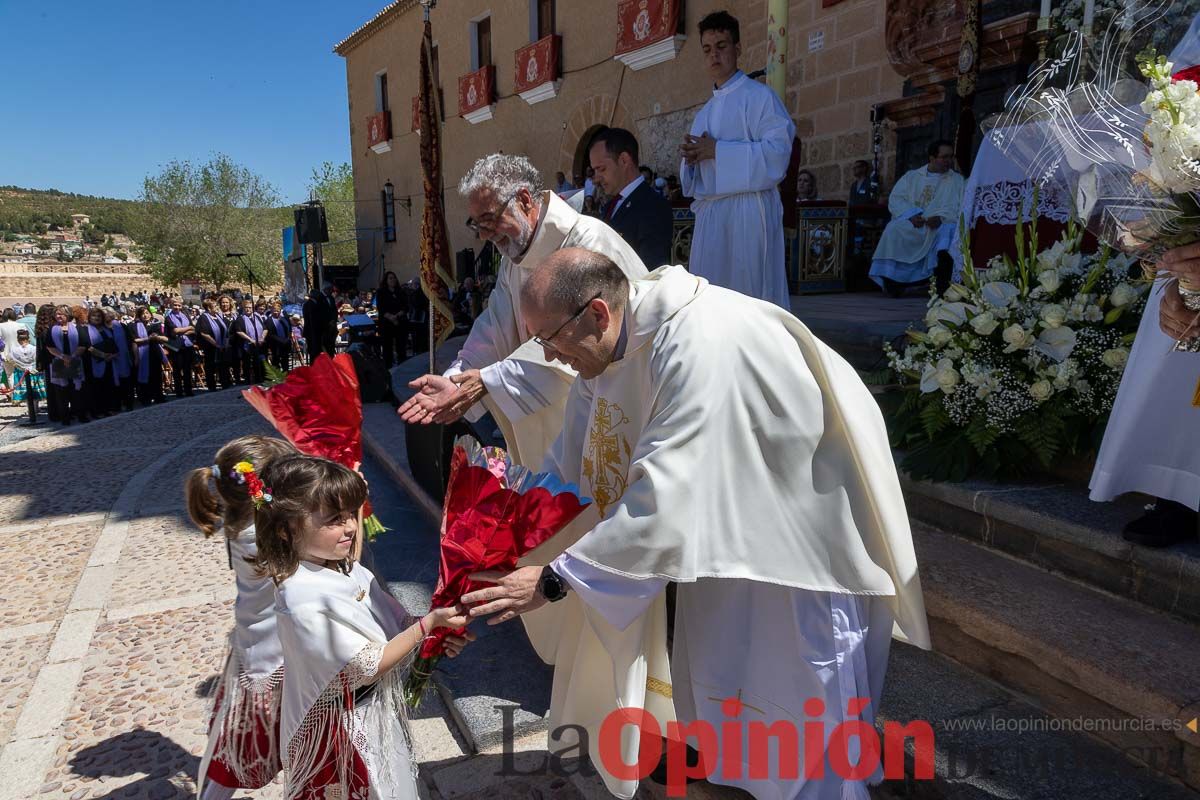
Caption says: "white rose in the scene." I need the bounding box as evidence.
[981,281,1021,309]
[1002,323,1035,352]
[969,311,1000,336]
[936,365,960,394]
[1035,326,1077,362]
[1060,252,1083,273]
[1040,303,1067,329]
[928,325,953,348]
[1109,283,1138,308]
[1029,380,1054,402]
[1038,269,1062,293]
[1102,347,1130,370]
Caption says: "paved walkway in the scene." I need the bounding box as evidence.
[0,392,745,800]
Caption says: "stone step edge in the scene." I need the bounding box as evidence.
[899,470,1200,625]
[914,525,1200,791]
[362,421,551,754]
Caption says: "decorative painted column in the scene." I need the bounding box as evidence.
[766,0,787,101]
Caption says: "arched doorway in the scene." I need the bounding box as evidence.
[572,124,607,184]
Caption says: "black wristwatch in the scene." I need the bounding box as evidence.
[538,566,569,603]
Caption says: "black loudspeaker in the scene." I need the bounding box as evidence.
[405,419,473,503]
[295,205,329,244]
[349,348,391,403]
[455,248,474,283]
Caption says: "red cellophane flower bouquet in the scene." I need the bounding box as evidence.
[403,435,591,707]
[242,353,386,539]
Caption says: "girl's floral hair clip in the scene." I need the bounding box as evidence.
[231,461,274,508]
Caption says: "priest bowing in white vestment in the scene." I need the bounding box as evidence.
[465,250,931,800]
[398,154,648,675]
[680,11,795,308]
[398,153,648,468]
[869,141,965,297]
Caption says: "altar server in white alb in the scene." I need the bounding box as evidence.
[465,250,931,800]
[398,154,647,469]
[255,455,473,800]
[869,140,965,297]
[680,11,796,308]
[185,435,295,800]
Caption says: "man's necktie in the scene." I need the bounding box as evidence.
[605,195,621,220]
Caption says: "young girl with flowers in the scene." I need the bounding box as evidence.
[254,454,474,800]
[185,435,297,800]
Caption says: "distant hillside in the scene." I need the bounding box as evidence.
[0,186,141,235]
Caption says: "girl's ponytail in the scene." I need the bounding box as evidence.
[185,466,224,538]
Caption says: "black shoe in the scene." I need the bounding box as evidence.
[1123,499,1197,548]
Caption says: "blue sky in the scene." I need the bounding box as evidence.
[0,0,390,204]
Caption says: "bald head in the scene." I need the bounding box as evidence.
[521,248,630,379]
[521,247,629,317]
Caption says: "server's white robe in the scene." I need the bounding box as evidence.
[680,71,795,308]
[537,266,931,798]
[869,166,964,286]
[1089,279,1200,509]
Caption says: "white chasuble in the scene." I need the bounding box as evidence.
[445,190,647,468]
[680,71,796,308]
[275,562,417,800]
[869,166,965,286]
[1090,279,1200,509]
[538,266,930,798]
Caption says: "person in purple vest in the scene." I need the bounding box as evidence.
[131,306,168,406]
[234,298,267,384]
[197,298,232,391]
[104,308,135,412]
[82,306,118,416]
[264,300,292,372]
[164,298,196,398]
[46,304,88,425]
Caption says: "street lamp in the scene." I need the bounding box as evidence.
[226,251,252,296]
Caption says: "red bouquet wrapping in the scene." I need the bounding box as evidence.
[403,435,591,706]
[242,353,385,538]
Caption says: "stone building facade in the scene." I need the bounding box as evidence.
[335,0,1041,286]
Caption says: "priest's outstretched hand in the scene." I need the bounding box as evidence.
[397,370,487,425]
[461,566,547,625]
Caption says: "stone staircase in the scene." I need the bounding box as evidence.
[888,475,1200,798]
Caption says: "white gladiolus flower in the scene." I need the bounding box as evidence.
[928,301,972,326]
[944,284,969,302]
[970,311,1000,335]
[1029,380,1054,402]
[1109,283,1138,308]
[1040,303,1067,328]
[1102,347,1130,370]
[1038,269,1062,293]
[1035,326,1077,362]
[920,357,959,394]
[982,282,1021,308]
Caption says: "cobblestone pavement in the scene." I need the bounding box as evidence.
[0,391,753,800]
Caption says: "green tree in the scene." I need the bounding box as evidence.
[36,237,50,251]
[307,162,358,267]
[133,154,287,289]
[113,250,128,261]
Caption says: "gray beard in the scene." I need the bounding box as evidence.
[499,213,533,261]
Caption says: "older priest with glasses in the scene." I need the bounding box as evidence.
[398,153,647,468]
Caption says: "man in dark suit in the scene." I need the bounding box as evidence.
[588,126,674,269]
[302,282,338,364]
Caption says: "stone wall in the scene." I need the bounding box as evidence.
[742,0,904,201]
[0,273,161,303]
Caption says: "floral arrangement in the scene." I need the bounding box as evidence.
[404,436,591,707]
[885,218,1147,481]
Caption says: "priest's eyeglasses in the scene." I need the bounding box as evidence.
[465,193,518,234]
[533,292,602,351]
